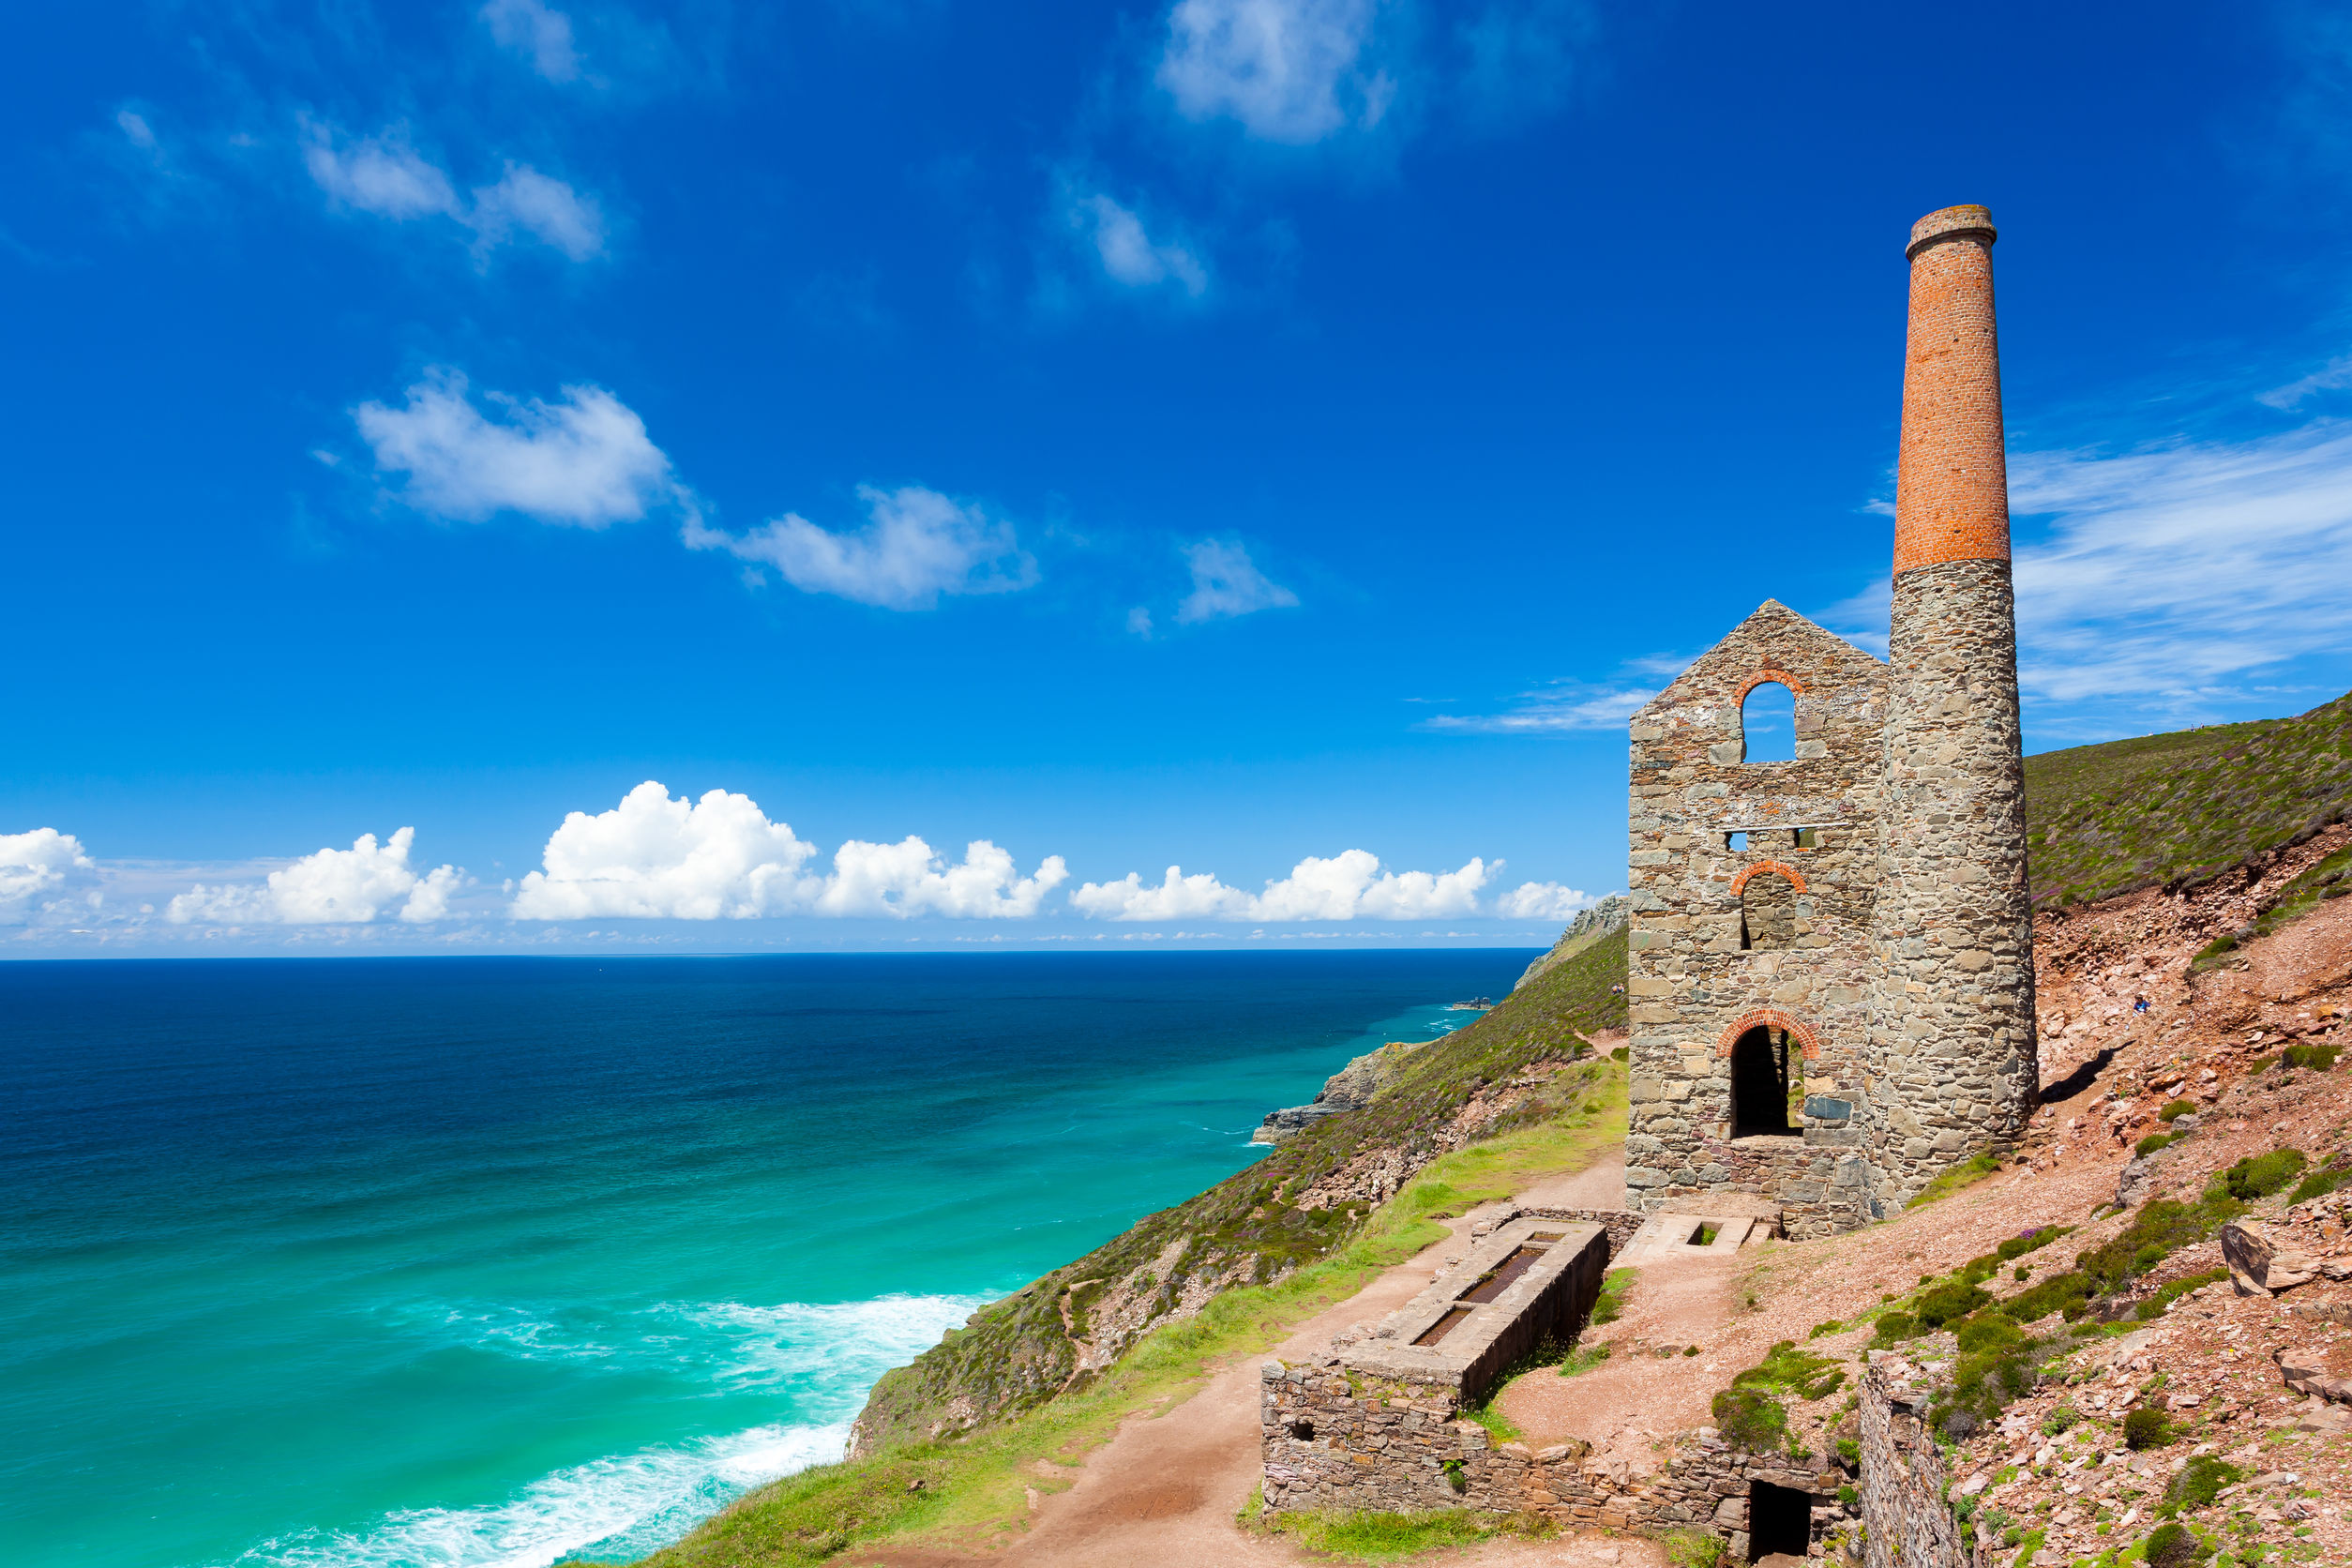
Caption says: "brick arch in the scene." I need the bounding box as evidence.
[1736,669,1807,701]
[1715,1008,1821,1061]
[1729,859,1807,896]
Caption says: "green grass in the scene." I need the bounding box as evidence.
[1907,1151,2003,1209]
[1248,1506,1548,1560]
[2288,1159,2351,1205]
[2221,1149,2307,1200]
[2023,690,2352,909]
[1589,1265,1634,1326]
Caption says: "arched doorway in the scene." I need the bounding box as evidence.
[1729,1026,1796,1137]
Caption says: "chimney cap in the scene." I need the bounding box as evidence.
[1907,204,1997,260]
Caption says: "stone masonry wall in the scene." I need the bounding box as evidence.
[1624,599,1886,1237]
[1860,1350,1973,1568]
[1866,558,2039,1203]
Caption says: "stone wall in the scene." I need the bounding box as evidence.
[1623,599,1886,1237]
[1867,557,2039,1203]
[1859,1350,1972,1568]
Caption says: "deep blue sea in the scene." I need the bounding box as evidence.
[0,951,1530,1568]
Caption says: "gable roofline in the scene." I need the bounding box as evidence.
[1630,598,1883,723]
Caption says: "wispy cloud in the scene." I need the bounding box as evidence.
[354,369,683,527]
[685,486,1038,610]
[1066,189,1209,297]
[481,0,581,83]
[1157,0,1392,143]
[1419,672,1661,733]
[1072,849,1490,920]
[1176,538,1298,622]
[511,782,1068,919]
[300,119,605,261]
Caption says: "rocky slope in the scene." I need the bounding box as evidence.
[1515,894,1630,990]
[846,928,1628,1458]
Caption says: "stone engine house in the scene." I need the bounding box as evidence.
[1622,205,2040,1235]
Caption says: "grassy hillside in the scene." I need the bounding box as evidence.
[2024,689,2352,908]
[845,927,1628,1455]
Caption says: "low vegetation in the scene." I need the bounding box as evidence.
[1244,1504,1550,1560]
[1906,1151,2002,1209]
[2022,689,2352,909]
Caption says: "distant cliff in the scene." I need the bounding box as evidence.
[1515,894,1630,991]
[1251,1036,1439,1144]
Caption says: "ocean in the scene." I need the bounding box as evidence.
[0,950,1532,1568]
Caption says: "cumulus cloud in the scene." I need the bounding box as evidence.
[1157,0,1394,143]
[512,782,822,919]
[1176,538,1298,623]
[481,0,581,82]
[1068,192,1208,296]
[1072,850,1490,921]
[166,828,460,925]
[512,782,1068,919]
[685,485,1038,610]
[300,119,602,260]
[1495,881,1591,919]
[354,368,681,527]
[0,829,98,923]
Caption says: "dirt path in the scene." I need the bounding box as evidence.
[854,1150,1663,1568]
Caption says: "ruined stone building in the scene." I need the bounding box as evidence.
[1622,205,2039,1235]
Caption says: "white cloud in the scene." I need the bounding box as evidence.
[1176,538,1298,623]
[512,782,822,919]
[2000,424,2352,706]
[469,162,605,260]
[512,782,1068,920]
[300,119,602,261]
[354,368,680,527]
[166,828,460,925]
[1495,881,1590,919]
[302,122,460,220]
[1157,0,1394,143]
[1072,850,1490,921]
[0,829,98,923]
[685,485,1037,610]
[482,0,581,83]
[1069,192,1207,296]
[1126,605,1155,637]
[818,838,1070,918]
[1418,676,1657,733]
[116,111,158,151]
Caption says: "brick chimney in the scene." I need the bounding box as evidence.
[1865,204,2039,1206]
[1894,205,2009,574]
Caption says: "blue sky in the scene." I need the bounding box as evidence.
[8,0,2352,954]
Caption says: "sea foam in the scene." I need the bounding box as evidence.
[228,1292,987,1568]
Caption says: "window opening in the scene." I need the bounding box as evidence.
[1741,681,1796,763]
[1726,831,1748,852]
[1740,869,1799,951]
[1794,827,1818,850]
[1730,1026,1794,1138]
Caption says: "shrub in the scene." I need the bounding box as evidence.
[2222,1149,2308,1200]
[2135,1269,2227,1320]
[1939,1407,1981,1440]
[2136,1132,2177,1159]
[2143,1520,2205,1568]
[1662,1527,1727,1568]
[2280,1042,2342,1072]
[1916,1280,1993,1328]
[2157,1099,2197,1123]
[2288,1161,2350,1205]
[1996,1225,2071,1261]
[1733,1341,1847,1400]
[2042,1406,2082,1436]
[1836,1437,1860,1464]
[1873,1311,1918,1343]
[1712,1385,1787,1451]
[1955,1315,2025,1354]
[2124,1406,2175,1449]
[1809,1319,1845,1339]
[2163,1455,2242,1517]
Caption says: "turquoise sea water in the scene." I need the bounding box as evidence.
[0,951,1530,1568]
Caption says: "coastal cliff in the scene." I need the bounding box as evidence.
[845,927,1628,1458]
[1514,894,1629,991]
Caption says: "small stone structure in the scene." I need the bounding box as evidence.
[1858,1349,1970,1568]
[1624,204,2040,1229]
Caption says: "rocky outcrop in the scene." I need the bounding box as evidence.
[1515,895,1631,991]
[1253,1038,1437,1144]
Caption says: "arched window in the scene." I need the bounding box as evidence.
[1741,681,1796,763]
[1740,869,1800,951]
[1729,1026,1796,1137]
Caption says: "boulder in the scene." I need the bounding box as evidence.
[2223,1222,2314,1295]
[2274,1346,2352,1405]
